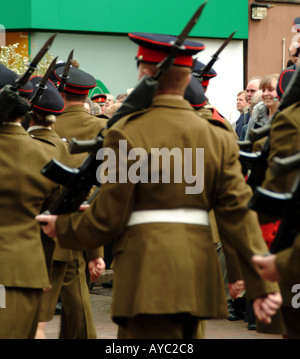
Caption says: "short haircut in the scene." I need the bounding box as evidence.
[63,92,87,103]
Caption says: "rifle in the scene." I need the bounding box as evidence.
[0,34,57,123]
[40,2,209,216]
[248,153,300,253]
[57,50,74,93]
[192,30,236,83]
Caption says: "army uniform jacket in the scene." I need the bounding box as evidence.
[53,105,107,162]
[196,106,243,281]
[28,127,102,262]
[0,124,59,288]
[261,101,300,291]
[56,95,278,325]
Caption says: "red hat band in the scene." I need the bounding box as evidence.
[137,46,194,67]
[64,85,90,95]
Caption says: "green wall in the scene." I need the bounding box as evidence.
[0,0,32,29]
[1,0,248,39]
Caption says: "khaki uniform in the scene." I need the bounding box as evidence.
[52,106,106,262]
[197,106,243,283]
[53,105,107,161]
[28,126,98,339]
[260,101,300,338]
[0,124,59,339]
[55,95,279,338]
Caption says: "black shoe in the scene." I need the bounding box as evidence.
[102,279,113,288]
[55,300,62,315]
[227,300,239,321]
[247,323,256,330]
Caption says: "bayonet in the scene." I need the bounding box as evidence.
[0,34,57,123]
[30,56,58,106]
[14,33,57,90]
[193,30,236,82]
[57,50,74,93]
[176,2,208,47]
[155,2,208,79]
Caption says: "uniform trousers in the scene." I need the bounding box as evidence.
[39,252,97,339]
[117,314,201,339]
[0,287,43,339]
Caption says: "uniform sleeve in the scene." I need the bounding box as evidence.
[276,232,300,284]
[56,127,137,252]
[262,106,300,193]
[213,135,279,300]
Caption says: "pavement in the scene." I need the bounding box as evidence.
[45,278,282,340]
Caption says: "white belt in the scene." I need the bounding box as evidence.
[127,208,209,227]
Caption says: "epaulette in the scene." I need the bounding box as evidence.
[198,104,238,138]
[199,104,228,130]
[108,107,153,130]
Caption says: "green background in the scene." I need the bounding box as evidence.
[1,0,248,39]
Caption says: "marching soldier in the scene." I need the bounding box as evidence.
[37,32,281,339]
[0,64,60,339]
[51,66,107,278]
[52,66,107,149]
[252,72,300,338]
[28,76,105,339]
[192,59,217,93]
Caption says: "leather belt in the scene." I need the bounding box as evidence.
[127,208,209,227]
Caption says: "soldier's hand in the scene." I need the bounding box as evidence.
[252,254,280,282]
[36,214,58,238]
[253,293,282,324]
[228,280,245,299]
[89,257,106,282]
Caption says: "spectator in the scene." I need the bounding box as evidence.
[245,74,279,141]
[233,90,249,135]
[236,77,261,140]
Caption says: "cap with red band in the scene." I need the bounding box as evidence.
[0,63,33,98]
[293,17,300,32]
[91,94,107,103]
[129,32,205,67]
[54,67,96,95]
[277,69,295,100]
[30,76,65,114]
[184,75,207,109]
[192,60,217,87]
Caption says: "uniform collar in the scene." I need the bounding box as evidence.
[62,104,88,113]
[152,94,194,111]
[28,125,52,132]
[1,122,22,127]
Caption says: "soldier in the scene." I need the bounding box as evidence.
[192,59,217,93]
[37,32,281,339]
[28,76,105,339]
[52,65,106,289]
[0,64,60,339]
[251,73,300,338]
[52,66,107,150]
[185,75,238,137]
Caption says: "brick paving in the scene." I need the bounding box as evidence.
[45,284,282,340]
